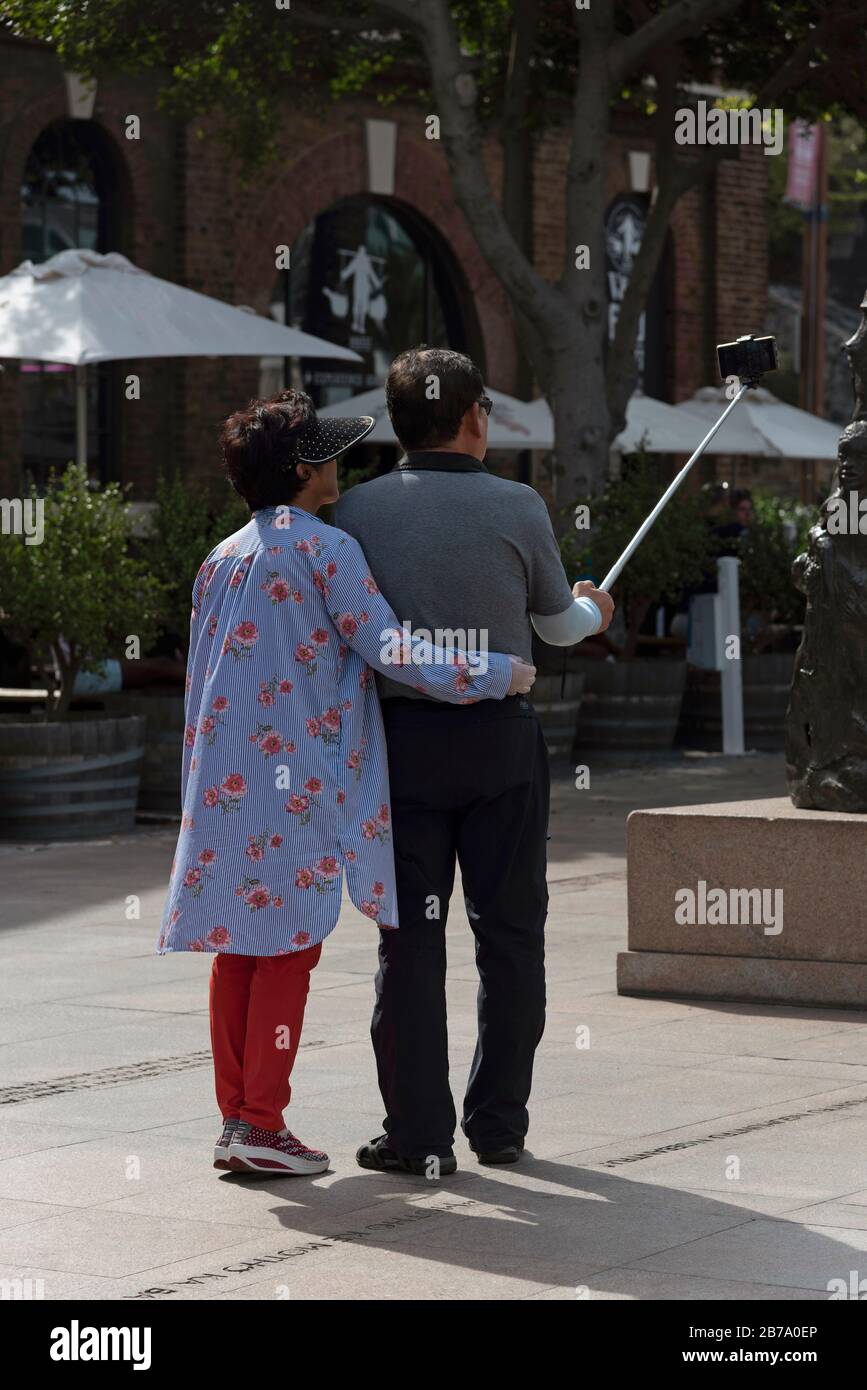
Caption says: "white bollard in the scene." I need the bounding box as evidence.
[717,556,745,755]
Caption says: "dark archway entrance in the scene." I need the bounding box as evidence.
[262,195,483,475]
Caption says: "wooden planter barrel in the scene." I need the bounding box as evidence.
[530,673,585,760]
[678,653,796,750]
[571,658,687,752]
[0,715,145,841]
[102,690,185,815]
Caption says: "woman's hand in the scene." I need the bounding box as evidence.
[507,655,537,695]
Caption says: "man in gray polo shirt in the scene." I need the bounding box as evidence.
[335,346,613,1174]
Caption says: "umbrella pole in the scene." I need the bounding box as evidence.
[75,364,87,468]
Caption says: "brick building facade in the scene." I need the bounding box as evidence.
[0,33,770,502]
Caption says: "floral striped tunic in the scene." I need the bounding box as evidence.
[157,505,512,956]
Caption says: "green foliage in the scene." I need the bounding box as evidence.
[146,473,248,642]
[567,452,712,656]
[738,489,816,642]
[5,1,863,177]
[574,455,712,607]
[337,450,381,496]
[0,464,163,718]
[212,488,252,543]
[563,468,818,655]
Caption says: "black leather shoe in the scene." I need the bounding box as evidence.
[355,1134,457,1176]
[470,1139,525,1165]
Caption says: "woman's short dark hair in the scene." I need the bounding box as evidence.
[386,346,484,450]
[221,389,318,511]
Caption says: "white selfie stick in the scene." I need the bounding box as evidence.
[598,380,752,593]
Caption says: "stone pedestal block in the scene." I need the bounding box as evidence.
[617,797,867,1009]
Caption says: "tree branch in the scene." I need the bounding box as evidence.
[751,6,859,108]
[501,0,537,257]
[415,0,565,340]
[365,0,425,22]
[501,0,539,397]
[605,62,729,429]
[561,0,613,320]
[291,0,421,32]
[609,0,746,86]
[514,304,554,398]
[290,5,390,33]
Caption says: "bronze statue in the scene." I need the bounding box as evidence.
[786,290,867,811]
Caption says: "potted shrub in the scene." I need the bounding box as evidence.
[144,471,248,645]
[564,453,712,752]
[102,472,248,815]
[0,464,162,839]
[680,490,816,750]
[739,491,815,648]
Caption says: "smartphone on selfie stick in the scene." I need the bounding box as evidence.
[598,335,778,594]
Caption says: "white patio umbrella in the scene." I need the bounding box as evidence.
[525,390,741,457]
[611,390,737,455]
[319,384,555,451]
[675,385,842,459]
[0,249,361,466]
[321,386,748,459]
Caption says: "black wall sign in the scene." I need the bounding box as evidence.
[604,193,667,400]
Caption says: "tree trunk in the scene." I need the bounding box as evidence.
[546,335,611,505]
[500,0,536,267]
[500,0,537,405]
[386,0,747,504]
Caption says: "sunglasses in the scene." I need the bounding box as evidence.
[478,394,493,416]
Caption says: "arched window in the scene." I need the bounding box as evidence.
[20,119,122,485]
[261,196,480,416]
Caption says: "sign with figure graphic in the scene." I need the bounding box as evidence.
[321,244,388,341]
[283,196,468,408]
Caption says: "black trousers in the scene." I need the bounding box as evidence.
[372,694,550,1159]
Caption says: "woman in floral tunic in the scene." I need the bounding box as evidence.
[158,389,534,1176]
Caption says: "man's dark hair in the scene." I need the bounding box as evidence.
[221,389,317,511]
[386,346,484,450]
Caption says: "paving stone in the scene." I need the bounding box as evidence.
[7,755,863,1301]
[627,1217,867,1293]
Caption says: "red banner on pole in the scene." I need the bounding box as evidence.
[785,120,821,211]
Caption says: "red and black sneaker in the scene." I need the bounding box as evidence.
[228,1125,329,1175]
[214,1116,241,1170]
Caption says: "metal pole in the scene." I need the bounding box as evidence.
[75,363,87,467]
[812,123,828,417]
[282,268,291,391]
[717,555,745,755]
[599,381,752,593]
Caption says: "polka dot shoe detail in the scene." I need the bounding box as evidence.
[228,1125,329,1175]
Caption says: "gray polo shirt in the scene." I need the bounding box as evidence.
[333,451,576,702]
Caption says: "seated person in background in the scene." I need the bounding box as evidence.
[59,640,187,697]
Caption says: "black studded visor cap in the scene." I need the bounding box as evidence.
[294,412,375,463]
